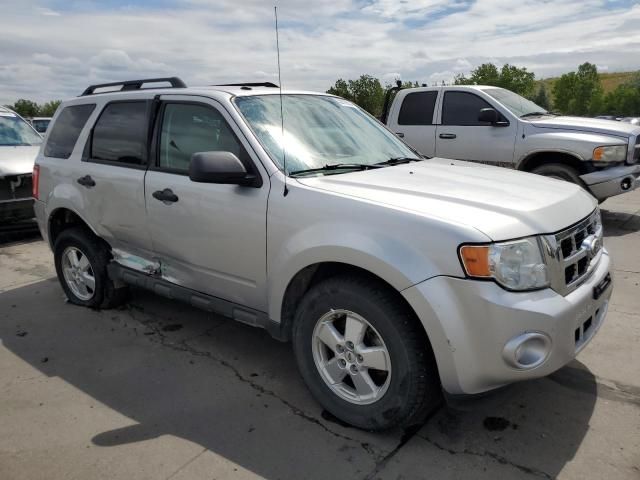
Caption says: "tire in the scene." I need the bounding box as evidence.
[292,275,441,431]
[532,163,585,187]
[53,227,128,309]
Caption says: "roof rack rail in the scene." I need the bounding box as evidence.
[80,77,187,96]
[213,82,279,88]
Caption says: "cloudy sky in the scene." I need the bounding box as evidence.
[1,0,639,105]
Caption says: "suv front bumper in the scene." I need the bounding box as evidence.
[402,249,612,395]
[580,164,640,200]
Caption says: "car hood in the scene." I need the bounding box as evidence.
[295,158,597,241]
[0,145,39,176]
[530,115,640,137]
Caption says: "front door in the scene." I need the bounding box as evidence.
[144,96,269,311]
[435,90,517,167]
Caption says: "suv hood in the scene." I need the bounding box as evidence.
[530,115,640,137]
[0,145,39,176]
[296,158,596,240]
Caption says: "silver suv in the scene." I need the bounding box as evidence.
[34,77,613,430]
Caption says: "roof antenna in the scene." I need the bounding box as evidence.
[274,6,288,197]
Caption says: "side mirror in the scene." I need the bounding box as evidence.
[478,108,498,124]
[189,151,256,186]
[478,108,509,126]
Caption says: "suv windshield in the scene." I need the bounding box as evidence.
[0,113,42,146]
[483,87,548,117]
[234,94,420,175]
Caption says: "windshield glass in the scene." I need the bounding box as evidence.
[483,87,548,117]
[0,113,42,146]
[234,94,420,175]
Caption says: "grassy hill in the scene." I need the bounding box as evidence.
[537,70,638,95]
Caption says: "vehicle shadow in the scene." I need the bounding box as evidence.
[0,219,41,245]
[0,280,600,479]
[601,208,640,237]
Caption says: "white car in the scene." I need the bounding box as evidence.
[0,106,42,221]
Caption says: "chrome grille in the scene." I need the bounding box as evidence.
[541,209,603,296]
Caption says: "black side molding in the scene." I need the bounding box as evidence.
[106,262,287,341]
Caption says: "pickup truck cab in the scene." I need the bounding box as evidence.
[385,85,640,202]
[34,78,612,431]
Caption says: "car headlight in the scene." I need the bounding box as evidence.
[593,145,627,162]
[459,237,549,291]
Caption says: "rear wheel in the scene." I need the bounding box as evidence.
[54,227,128,309]
[292,275,441,431]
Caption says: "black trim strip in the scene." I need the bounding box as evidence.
[107,263,285,340]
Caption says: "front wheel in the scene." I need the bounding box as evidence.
[532,163,585,186]
[292,275,441,431]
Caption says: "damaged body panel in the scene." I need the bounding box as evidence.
[0,108,42,221]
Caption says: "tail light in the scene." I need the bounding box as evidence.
[32,164,40,200]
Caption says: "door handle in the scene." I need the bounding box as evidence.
[395,132,405,138]
[439,133,457,139]
[77,175,96,188]
[152,188,179,204]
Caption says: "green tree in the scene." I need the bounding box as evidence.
[552,72,576,113]
[533,84,551,110]
[40,100,61,117]
[11,99,40,118]
[553,63,604,115]
[455,63,535,97]
[602,74,640,116]
[327,74,386,116]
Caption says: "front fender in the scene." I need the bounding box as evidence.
[267,221,458,323]
[516,129,627,167]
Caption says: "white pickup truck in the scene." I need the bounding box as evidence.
[383,84,640,202]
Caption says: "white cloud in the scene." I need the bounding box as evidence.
[1,0,639,104]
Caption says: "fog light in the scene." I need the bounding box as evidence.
[620,177,632,191]
[503,332,551,370]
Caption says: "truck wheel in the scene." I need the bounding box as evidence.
[532,163,584,186]
[53,227,128,309]
[292,275,441,431]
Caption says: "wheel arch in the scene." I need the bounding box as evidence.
[48,206,100,249]
[275,261,428,344]
[517,150,589,174]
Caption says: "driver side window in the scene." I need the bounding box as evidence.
[159,103,243,172]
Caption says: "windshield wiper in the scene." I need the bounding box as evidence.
[375,156,422,166]
[520,111,552,118]
[289,163,383,177]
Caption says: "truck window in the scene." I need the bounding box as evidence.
[158,103,243,173]
[90,101,148,166]
[398,92,438,126]
[442,91,493,126]
[44,105,95,159]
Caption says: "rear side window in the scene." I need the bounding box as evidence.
[90,101,148,166]
[398,91,437,125]
[442,91,493,126]
[44,104,95,158]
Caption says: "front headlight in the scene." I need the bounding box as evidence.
[459,237,549,291]
[593,145,627,162]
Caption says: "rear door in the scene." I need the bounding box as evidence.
[78,100,155,266]
[387,89,439,156]
[144,95,269,311]
[435,90,517,166]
